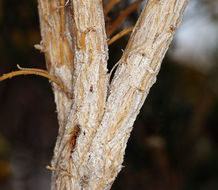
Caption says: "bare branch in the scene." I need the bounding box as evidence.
[106,0,143,37]
[85,0,189,189]
[36,0,189,189]
[37,0,108,189]
[0,65,70,97]
[108,26,134,46]
[104,0,120,16]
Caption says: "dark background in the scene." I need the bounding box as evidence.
[0,0,218,189]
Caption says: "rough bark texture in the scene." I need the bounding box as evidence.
[37,0,189,189]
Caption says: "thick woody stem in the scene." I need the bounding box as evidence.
[37,0,75,143]
[84,0,189,189]
[36,0,189,189]
[37,2,77,188]
[38,0,108,189]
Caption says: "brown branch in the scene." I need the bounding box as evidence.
[108,26,134,45]
[17,64,49,74]
[0,65,70,97]
[106,0,143,37]
[46,165,75,178]
[104,0,120,16]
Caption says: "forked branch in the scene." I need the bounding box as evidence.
[35,0,190,189]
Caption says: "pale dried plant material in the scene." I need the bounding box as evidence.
[35,0,190,189]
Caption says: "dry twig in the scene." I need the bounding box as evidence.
[106,0,143,36]
[0,65,70,97]
[104,0,120,16]
[108,26,134,45]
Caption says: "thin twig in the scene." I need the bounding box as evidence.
[106,0,142,37]
[0,65,70,98]
[46,165,76,178]
[108,61,121,84]
[108,26,134,46]
[17,64,49,74]
[104,0,120,16]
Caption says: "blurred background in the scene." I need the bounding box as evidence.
[0,0,217,189]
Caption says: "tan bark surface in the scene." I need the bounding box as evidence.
[37,0,189,189]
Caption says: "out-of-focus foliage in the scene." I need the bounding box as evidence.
[0,0,217,190]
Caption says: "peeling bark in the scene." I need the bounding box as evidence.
[37,0,189,189]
